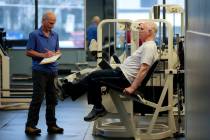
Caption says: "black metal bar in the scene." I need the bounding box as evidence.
[163,0,166,43]
[35,0,38,30]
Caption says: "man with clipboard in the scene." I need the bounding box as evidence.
[25,11,63,135]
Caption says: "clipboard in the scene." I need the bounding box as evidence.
[40,54,62,64]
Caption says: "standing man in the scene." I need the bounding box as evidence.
[86,16,101,60]
[25,11,63,135]
[86,16,101,46]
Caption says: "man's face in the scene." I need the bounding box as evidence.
[43,17,56,31]
[138,23,151,41]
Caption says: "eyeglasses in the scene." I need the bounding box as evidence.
[138,27,146,32]
[138,27,152,32]
[139,27,144,31]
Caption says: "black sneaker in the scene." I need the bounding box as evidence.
[25,126,41,135]
[47,125,64,134]
[84,106,107,122]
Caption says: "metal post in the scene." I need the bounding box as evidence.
[35,0,38,30]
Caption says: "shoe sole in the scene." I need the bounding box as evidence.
[47,130,64,134]
[47,131,63,134]
[25,131,41,136]
[84,111,107,122]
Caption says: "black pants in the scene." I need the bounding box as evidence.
[26,70,58,127]
[70,68,130,106]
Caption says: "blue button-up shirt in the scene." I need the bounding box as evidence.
[26,27,60,74]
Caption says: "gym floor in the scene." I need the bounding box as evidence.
[0,95,186,140]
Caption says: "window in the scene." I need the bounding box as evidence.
[38,0,84,48]
[0,0,85,48]
[116,0,185,47]
[141,0,157,8]
[0,0,35,40]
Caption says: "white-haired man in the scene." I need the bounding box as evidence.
[61,21,159,122]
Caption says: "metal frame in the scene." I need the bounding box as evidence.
[149,4,185,36]
[96,19,133,65]
[93,77,176,140]
[0,47,30,110]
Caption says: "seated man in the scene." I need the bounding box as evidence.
[60,21,159,122]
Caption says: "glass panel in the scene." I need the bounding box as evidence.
[0,0,35,40]
[0,0,85,48]
[117,0,184,21]
[116,0,184,48]
[0,54,2,91]
[141,0,157,8]
[38,0,84,48]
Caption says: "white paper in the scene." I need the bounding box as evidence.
[40,54,62,64]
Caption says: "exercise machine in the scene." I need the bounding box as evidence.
[92,19,177,140]
[0,29,30,110]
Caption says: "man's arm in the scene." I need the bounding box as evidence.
[123,63,150,95]
[26,49,56,58]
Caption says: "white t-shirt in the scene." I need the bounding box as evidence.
[120,41,158,83]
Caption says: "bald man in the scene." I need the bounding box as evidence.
[86,16,101,46]
[25,11,63,135]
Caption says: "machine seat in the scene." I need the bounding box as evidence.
[100,60,159,104]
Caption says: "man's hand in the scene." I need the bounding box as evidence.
[123,63,150,95]
[44,48,56,58]
[123,86,135,95]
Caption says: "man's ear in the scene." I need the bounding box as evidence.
[148,29,153,35]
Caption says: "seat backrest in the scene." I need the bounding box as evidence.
[140,60,159,87]
[112,54,121,64]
